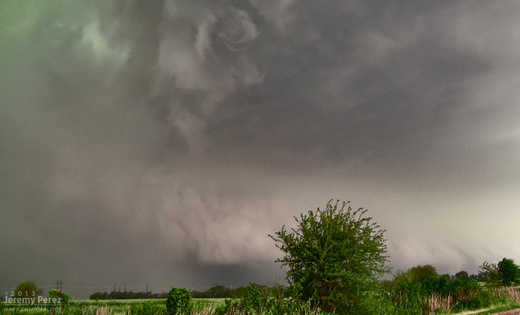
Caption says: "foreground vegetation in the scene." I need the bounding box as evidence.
[4,199,520,314]
[5,261,520,315]
[0,298,224,315]
[1,283,520,314]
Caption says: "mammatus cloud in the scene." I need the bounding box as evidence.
[2,0,520,298]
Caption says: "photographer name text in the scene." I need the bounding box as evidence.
[4,296,61,305]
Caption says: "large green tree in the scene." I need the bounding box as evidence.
[270,200,389,314]
[479,258,520,287]
[14,281,43,299]
[498,258,520,286]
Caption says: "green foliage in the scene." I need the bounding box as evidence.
[384,266,496,314]
[13,281,43,299]
[270,199,389,314]
[166,286,192,315]
[406,265,439,284]
[454,270,469,281]
[47,289,70,314]
[479,261,501,288]
[387,275,423,315]
[498,258,520,286]
[449,280,493,311]
[479,258,520,288]
[239,283,264,313]
[217,283,321,315]
[89,290,167,300]
[129,300,167,314]
[363,290,399,315]
[214,298,236,315]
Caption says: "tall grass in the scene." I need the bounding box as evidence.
[1,287,519,314]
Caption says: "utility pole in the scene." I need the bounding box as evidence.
[146,283,148,294]
[124,283,126,292]
[113,283,116,293]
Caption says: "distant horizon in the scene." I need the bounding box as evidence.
[3,258,504,300]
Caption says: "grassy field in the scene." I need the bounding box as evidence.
[0,298,227,315]
[1,297,520,314]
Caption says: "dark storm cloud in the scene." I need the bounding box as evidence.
[209,1,495,175]
[2,0,520,297]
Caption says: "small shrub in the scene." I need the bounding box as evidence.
[238,283,263,314]
[214,298,239,315]
[47,289,70,315]
[222,283,322,315]
[364,291,399,315]
[166,286,192,315]
[388,279,423,315]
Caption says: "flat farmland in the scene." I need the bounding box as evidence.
[0,298,227,315]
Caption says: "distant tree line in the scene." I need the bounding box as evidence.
[380,258,520,314]
[89,290,168,300]
[89,256,520,300]
[88,284,273,300]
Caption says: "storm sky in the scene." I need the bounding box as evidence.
[2,1,520,298]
